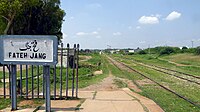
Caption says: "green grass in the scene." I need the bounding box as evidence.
[117,54,200,77]
[140,86,200,112]
[0,98,44,110]
[110,54,200,112]
[133,65,200,104]
[0,99,10,110]
[49,53,109,89]
[113,79,127,88]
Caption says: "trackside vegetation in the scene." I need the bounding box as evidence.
[111,52,200,112]
[0,53,109,109]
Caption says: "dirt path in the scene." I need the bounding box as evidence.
[78,70,164,112]
[80,71,118,91]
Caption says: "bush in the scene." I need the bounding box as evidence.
[195,46,200,55]
[128,52,135,55]
[138,50,147,55]
[143,46,180,54]
[160,47,175,55]
[182,46,188,50]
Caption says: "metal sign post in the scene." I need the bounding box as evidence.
[11,64,17,110]
[44,65,51,112]
[0,35,57,112]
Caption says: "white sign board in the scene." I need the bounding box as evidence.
[0,35,58,65]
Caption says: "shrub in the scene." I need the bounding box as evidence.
[128,52,135,55]
[160,47,175,55]
[182,46,188,50]
[138,50,147,55]
[195,46,200,55]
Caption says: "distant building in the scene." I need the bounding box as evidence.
[110,50,116,54]
[128,49,135,53]
[85,49,91,53]
[134,47,142,52]
[99,51,102,55]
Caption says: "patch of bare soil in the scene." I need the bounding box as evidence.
[37,100,81,112]
[136,79,155,86]
[18,100,44,109]
[18,100,35,107]
[93,70,103,75]
[117,78,142,92]
[81,70,142,93]
[80,56,92,62]
[80,71,119,91]
[0,88,9,96]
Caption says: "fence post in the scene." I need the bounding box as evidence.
[26,65,28,99]
[72,44,76,98]
[60,43,63,99]
[43,66,45,99]
[31,65,34,99]
[54,65,56,100]
[76,44,79,98]
[66,43,70,98]
[3,65,6,98]
[20,65,22,98]
[37,65,39,98]
[8,65,11,98]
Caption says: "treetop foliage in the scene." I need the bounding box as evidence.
[140,46,198,56]
[0,0,65,41]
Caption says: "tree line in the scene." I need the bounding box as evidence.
[0,0,65,41]
[137,46,199,55]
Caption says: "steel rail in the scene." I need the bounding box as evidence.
[118,57,200,84]
[129,57,200,79]
[107,56,200,108]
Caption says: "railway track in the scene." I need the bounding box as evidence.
[116,56,200,85]
[107,55,200,109]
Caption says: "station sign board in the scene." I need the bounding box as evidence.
[0,35,58,65]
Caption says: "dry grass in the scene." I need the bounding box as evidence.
[163,53,200,66]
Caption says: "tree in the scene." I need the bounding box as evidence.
[160,47,175,55]
[181,46,188,53]
[195,46,200,55]
[182,46,188,50]
[138,50,147,55]
[0,0,23,34]
[0,0,65,41]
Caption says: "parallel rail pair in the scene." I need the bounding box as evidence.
[107,56,200,109]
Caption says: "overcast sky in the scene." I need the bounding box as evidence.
[60,0,200,49]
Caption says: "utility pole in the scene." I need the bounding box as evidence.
[148,44,150,54]
[191,41,194,48]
